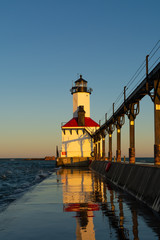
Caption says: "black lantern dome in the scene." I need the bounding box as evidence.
[70,75,93,94]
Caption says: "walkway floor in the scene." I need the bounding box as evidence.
[0,172,76,240]
[1,167,159,240]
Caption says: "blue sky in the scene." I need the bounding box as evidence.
[0,0,159,157]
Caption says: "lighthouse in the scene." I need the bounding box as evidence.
[59,75,99,166]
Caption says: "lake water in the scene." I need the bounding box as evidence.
[0,159,56,212]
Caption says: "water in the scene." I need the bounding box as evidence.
[120,157,154,164]
[0,159,56,212]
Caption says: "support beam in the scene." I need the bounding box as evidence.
[154,79,160,164]
[126,103,139,164]
[102,137,105,160]
[95,141,98,160]
[129,107,135,164]
[93,141,96,160]
[98,139,101,160]
[108,133,112,161]
[108,124,115,161]
[116,116,124,162]
[116,127,121,162]
[116,115,125,162]
[101,130,106,160]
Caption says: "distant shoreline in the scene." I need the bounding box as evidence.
[0,157,56,161]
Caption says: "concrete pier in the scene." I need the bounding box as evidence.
[90,160,160,213]
[1,166,160,239]
[0,173,66,240]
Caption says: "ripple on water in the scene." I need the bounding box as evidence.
[0,159,56,212]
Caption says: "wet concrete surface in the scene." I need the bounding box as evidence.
[0,168,160,239]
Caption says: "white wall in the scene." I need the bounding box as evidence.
[73,92,90,117]
[61,127,96,157]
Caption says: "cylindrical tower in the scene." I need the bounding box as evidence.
[70,75,93,118]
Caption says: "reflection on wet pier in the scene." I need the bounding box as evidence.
[57,168,160,240]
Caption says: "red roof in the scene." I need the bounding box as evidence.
[62,117,99,128]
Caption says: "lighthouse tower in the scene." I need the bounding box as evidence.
[59,75,99,166]
[72,75,91,118]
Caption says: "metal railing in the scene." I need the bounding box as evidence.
[70,86,93,94]
[99,40,160,126]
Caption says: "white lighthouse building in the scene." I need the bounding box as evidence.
[58,75,99,166]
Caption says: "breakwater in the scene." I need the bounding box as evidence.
[90,160,160,213]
